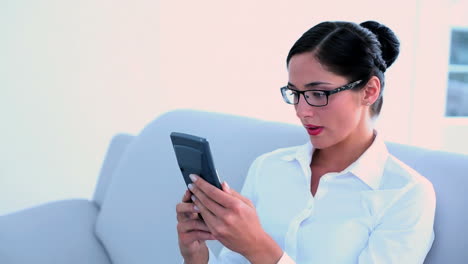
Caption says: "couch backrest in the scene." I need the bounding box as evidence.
[386,142,468,264]
[94,109,468,263]
[94,109,309,263]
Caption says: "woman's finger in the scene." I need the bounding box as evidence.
[176,202,200,221]
[176,201,199,214]
[223,182,254,207]
[177,219,211,233]
[189,176,234,216]
[190,174,236,208]
[179,230,216,244]
[182,189,192,202]
[189,186,227,217]
[191,194,219,229]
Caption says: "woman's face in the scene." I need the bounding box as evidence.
[287,52,369,150]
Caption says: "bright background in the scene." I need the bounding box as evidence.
[1,0,467,215]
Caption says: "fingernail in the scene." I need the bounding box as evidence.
[223,181,230,191]
[194,205,199,212]
[187,184,194,190]
[191,195,196,202]
[189,174,198,182]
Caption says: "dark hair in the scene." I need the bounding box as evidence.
[286,21,400,117]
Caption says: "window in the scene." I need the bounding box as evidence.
[446,28,468,117]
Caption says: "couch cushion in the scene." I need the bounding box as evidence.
[0,199,111,264]
[95,109,308,263]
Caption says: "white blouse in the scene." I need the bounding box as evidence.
[209,134,436,263]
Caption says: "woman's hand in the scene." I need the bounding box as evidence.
[176,189,215,264]
[188,174,283,264]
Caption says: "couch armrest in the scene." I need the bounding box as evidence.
[0,199,111,264]
[93,133,135,208]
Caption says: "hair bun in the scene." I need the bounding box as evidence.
[360,21,400,68]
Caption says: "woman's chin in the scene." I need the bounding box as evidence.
[309,137,330,149]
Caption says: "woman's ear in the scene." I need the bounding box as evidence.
[362,76,381,105]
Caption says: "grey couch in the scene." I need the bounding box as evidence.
[1,109,467,263]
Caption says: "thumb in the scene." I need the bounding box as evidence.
[223,182,253,207]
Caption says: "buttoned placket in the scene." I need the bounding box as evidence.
[283,141,339,260]
[283,145,329,260]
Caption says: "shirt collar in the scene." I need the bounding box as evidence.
[280,132,388,190]
[347,132,389,190]
[280,141,313,163]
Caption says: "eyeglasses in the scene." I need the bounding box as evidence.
[280,80,363,107]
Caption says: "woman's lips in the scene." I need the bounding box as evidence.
[305,125,324,136]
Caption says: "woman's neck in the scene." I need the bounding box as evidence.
[312,128,376,172]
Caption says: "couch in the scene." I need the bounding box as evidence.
[1,109,467,264]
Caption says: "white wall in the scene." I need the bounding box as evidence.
[1,0,466,215]
[410,0,468,153]
[0,0,162,215]
[158,0,421,140]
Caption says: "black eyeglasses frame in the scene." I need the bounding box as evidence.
[280,80,363,107]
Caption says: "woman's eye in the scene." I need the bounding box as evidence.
[311,92,325,98]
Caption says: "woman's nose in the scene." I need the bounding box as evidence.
[295,94,315,118]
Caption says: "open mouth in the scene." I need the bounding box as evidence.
[305,125,324,136]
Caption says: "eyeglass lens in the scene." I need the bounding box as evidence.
[283,89,328,106]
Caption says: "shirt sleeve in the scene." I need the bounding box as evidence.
[207,155,264,264]
[358,181,436,264]
[277,252,296,264]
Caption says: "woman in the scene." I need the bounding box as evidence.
[176,21,436,264]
